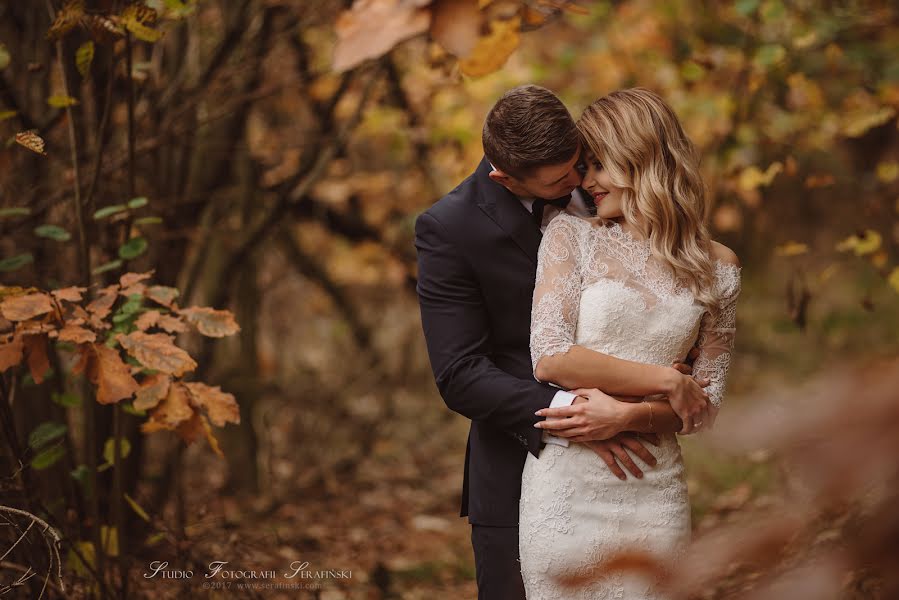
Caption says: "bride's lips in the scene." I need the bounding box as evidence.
[592,191,608,203]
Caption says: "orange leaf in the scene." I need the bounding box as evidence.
[119,271,154,296]
[14,130,47,155]
[88,343,139,405]
[0,293,53,321]
[115,331,197,376]
[458,16,521,78]
[184,382,240,427]
[134,310,160,331]
[142,381,193,430]
[145,286,179,308]
[333,0,431,72]
[430,0,481,58]
[134,373,170,411]
[157,314,188,333]
[71,343,91,376]
[58,323,97,344]
[177,306,240,337]
[46,0,85,42]
[22,334,50,384]
[86,285,119,319]
[51,286,87,302]
[0,333,24,373]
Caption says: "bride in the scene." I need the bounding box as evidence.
[518,88,741,599]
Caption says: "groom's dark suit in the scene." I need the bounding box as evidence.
[415,157,568,598]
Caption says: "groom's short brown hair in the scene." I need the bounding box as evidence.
[482,85,578,180]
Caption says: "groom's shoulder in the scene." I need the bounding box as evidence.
[417,169,481,229]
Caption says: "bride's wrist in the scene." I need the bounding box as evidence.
[656,365,680,395]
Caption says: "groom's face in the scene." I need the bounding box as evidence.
[495,148,583,199]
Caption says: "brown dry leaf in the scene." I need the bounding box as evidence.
[120,271,154,296]
[0,293,53,321]
[333,0,432,72]
[143,381,194,430]
[22,334,50,384]
[145,285,179,308]
[115,331,197,376]
[0,333,24,373]
[58,323,97,344]
[175,411,205,444]
[46,0,85,41]
[177,306,240,337]
[430,0,481,58]
[51,286,86,303]
[71,343,90,375]
[83,14,124,42]
[458,16,521,77]
[184,382,240,427]
[15,130,47,155]
[134,373,171,411]
[157,314,188,333]
[135,310,160,331]
[86,284,119,320]
[88,343,139,404]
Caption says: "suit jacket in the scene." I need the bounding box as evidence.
[414,157,562,526]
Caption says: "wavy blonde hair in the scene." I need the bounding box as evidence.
[577,88,719,310]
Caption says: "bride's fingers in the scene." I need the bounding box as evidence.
[534,417,581,431]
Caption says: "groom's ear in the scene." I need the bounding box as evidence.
[488,168,512,186]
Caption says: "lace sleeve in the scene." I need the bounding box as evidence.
[693,262,741,407]
[529,215,583,378]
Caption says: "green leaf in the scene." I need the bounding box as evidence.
[31,444,66,470]
[127,196,148,209]
[93,204,127,220]
[124,493,151,522]
[70,464,89,485]
[52,391,82,408]
[118,236,148,260]
[34,224,71,241]
[0,207,30,218]
[28,421,68,450]
[121,401,146,417]
[754,44,786,68]
[134,216,163,226]
[735,0,759,15]
[47,95,79,108]
[0,254,33,272]
[76,41,94,78]
[0,110,16,121]
[92,259,123,275]
[102,437,131,466]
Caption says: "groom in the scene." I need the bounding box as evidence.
[415,85,685,599]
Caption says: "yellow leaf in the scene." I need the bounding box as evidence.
[47,0,85,42]
[124,493,151,522]
[459,16,521,78]
[818,263,839,284]
[15,130,47,155]
[876,161,899,183]
[842,107,895,138]
[888,267,899,294]
[47,94,79,108]
[100,525,118,557]
[835,230,882,256]
[76,41,94,78]
[120,16,163,42]
[775,242,808,257]
[737,162,782,191]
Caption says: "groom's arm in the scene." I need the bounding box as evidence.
[415,211,581,457]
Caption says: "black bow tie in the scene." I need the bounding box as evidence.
[531,195,572,229]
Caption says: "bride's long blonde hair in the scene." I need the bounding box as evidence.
[577,88,718,310]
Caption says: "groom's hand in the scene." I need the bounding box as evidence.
[584,433,659,480]
[534,388,626,441]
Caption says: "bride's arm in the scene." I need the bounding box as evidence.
[531,219,710,430]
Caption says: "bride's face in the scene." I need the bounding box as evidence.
[580,152,624,220]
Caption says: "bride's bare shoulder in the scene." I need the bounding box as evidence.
[710,240,741,268]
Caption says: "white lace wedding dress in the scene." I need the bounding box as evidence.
[519,213,741,599]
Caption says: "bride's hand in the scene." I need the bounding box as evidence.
[534,388,626,441]
[662,367,710,434]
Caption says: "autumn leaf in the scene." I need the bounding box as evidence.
[0,293,53,321]
[22,334,50,384]
[333,0,431,72]
[887,267,899,295]
[142,381,193,431]
[47,95,79,108]
[775,242,809,257]
[47,0,85,42]
[118,4,163,42]
[177,306,240,337]
[738,162,782,191]
[134,373,170,411]
[175,412,223,457]
[842,107,895,138]
[134,310,160,331]
[115,331,197,376]
[184,382,240,427]
[58,323,97,344]
[51,286,86,303]
[458,16,521,77]
[836,230,882,256]
[76,40,94,78]
[86,284,119,321]
[0,333,24,373]
[119,270,154,296]
[430,0,480,58]
[87,343,140,404]
[145,285,179,308]
[15,130,46,155]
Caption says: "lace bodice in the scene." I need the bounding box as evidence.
[529,212,740,407]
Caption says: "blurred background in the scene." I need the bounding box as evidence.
[0,0,898,598]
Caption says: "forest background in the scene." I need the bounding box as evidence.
[0,0,898,598]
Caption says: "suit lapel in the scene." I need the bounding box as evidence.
[473,157,542,265]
